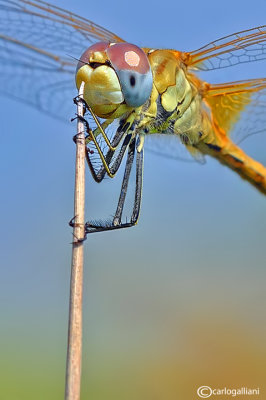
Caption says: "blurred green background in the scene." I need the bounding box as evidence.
[1,0,266,399]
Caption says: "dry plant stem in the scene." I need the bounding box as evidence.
[65,81,86,400]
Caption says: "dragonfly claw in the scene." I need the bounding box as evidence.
[73,95,88,112]
[69,216,87,242]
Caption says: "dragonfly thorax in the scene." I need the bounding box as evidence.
[134,49,204,143]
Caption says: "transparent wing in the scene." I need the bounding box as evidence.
[0,0,124,120]
[204,78,266,145]
[235,86,266,145]
[145,134,206,164]
[147,79,266,163]
[0,49,76,120]
[186,26,266,71]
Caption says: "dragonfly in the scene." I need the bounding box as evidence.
[0,0,266,234]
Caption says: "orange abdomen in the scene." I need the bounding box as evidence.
[197,118,266,194]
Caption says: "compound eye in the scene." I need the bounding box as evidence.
[76,41,109,71]
[107,43,153,107]
[116,69,153,107]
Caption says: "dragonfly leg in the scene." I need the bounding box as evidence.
[113,137,143,226]
[68,216,87,243]
[75,112,135,180]
[86,116,137,182]
[73,95,87,110]
[71,114,87,143]
[112,138,136,226]
[130,140,144,225]
[85,136,144,234]
[86,131,132,182]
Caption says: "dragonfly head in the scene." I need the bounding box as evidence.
[76,42,153,118]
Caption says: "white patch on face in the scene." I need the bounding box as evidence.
[124,51,140,67]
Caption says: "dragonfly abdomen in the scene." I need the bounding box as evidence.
[197,136,266,194]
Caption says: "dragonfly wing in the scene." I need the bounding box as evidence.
[145,134,206,164]
[233,85,266,145]
[186,26,266,71]
[0,0,124,119]
[204,78,266,145]
[0,46,76,120]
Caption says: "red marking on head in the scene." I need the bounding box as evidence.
[77,41,150,76]
[107,43,150,74]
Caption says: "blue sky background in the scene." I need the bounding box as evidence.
[1,0,266,398]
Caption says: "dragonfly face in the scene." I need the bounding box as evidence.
[76,41,153,119]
